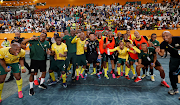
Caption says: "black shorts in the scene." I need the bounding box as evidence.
[105,53,115,61]
[142,60,161,67]
[86,53,99,64]
[30,59,46,73]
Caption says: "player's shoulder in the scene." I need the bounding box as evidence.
[0,47,10,52]
[20,48,26,54]
[51,43,56,46]
[148,47,155,50]
[172,37,180,42]
[61,42,67,46]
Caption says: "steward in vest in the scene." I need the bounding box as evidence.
[1,37,10,48]
[103,31,115,79]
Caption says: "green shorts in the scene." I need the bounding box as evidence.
[129,57,135,62]
[76,54,86,66]
[101,53,106,62]
[0,63,20,75]
[50,60,66,72]
[117,58,126,64]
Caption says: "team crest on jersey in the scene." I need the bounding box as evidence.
[166,46,168,48]
[5,55,8,58]
[37,44,39,46]
[150,52,152,55]
[175,43,179,47]
[44,45,47,47]
[143,55,145,57]
[154,43,157,45]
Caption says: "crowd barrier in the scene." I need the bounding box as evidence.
[0,29,179,49]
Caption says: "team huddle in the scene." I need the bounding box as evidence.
[1,29,180,102]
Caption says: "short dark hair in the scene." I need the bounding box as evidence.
[56,36,61,39]
[125,40,131,43]
[42,32,47,36]
[151,33,156,37]
[141,42,147,45]
[89,32,94,35]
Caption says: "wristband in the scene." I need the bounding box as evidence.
[98,51,101,55]
[21,66,25,70]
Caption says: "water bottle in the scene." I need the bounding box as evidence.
[97,58,101,62]
[7,66,11,72]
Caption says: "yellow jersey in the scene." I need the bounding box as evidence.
[97,36,106,42]
[128,34,136,41]
[109,46,133,61]
[51,43,68,60]
[71,36,86,55]
[0,47,25,64]
[122,39,133,46]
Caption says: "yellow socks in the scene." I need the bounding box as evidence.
[49,72,56,81]
[0,83,4,100]
[121,65,124,72]
[93,68,96,73]
[125,66,130,76]
[76,68,79,76]
[117,67,120,75]
[79,66,82,71]
[62,73,66,83]
[16,78,23,92]
[106,62,109,70]
[131,65,136,75]
[67,64,72,71]
[104,68,108,76]
[81,68,85,74]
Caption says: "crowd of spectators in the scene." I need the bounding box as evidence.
[0,0,180,33]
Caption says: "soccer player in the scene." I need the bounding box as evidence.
[150,33,160,49]
[109,41,135,79]
[97,32,106,74]
[84,32,101,79]
[71,32,86,80]
[134,43,170,88]
[0,43,26,102]
[48,36,68,88]
[126,30,136,41]
[103,31,116,79]
[125,40,141,79]
[148,33,160,77]
[114,32,123,66]
[134,31,151,78]
[156,31,180,95]
[63,29,77,80]
[22,33,50,96]
[6,32,29,82]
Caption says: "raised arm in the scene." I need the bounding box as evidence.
[71,35,78,44]
[109,47,118,52]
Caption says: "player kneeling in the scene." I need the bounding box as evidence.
[134,43,170,88]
